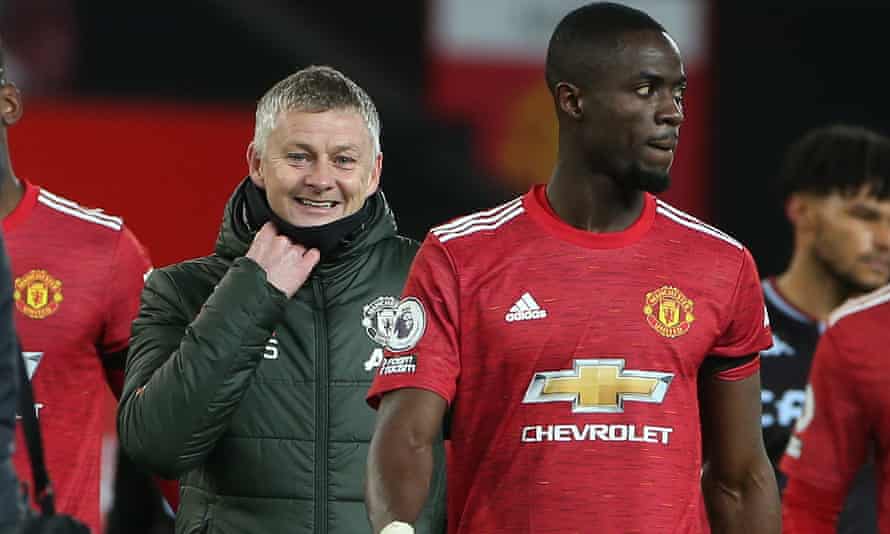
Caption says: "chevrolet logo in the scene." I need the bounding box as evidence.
[522,359,674,413]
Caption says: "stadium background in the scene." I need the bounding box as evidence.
[3,0,890,523]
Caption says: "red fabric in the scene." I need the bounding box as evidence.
[780,288,890,532]
[155,477,180,512]
[7,180,152,533]
[368,186,771,533]
[781,477,843,533]
[715,354,760,381]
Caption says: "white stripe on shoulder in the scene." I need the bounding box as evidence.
[37,195,122,231]
[828,284,890,326]
[656,204,742,250]
[436,205,525,243]
[656,200,739,244]
[432,197,522,235]
[39,189,124,226]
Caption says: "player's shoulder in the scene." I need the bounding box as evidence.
[428,195,526,248]
[653,198,746,256]
[35,186,126,235]
[828,283,890,329]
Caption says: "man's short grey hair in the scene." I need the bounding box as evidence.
[253,65,381,157]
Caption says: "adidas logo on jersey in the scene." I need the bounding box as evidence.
[506,292,548,322]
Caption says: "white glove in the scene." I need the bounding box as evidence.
[380,521,415,534]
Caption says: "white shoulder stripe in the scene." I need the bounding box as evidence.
[37,195,122,231]
[656,200,738,244]
[437,205,525,243]
[39,189,123,226]
[432,197,522,234]
[656,206,742,249]
[433,201,523,239]
[828,284,890,326]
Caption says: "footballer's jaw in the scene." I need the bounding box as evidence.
[809,189,890,291]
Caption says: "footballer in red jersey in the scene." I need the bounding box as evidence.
[365,3,780,533]
[3,180,151,532]
[0,39,170,532]
[781,285,890,533]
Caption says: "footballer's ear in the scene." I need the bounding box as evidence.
[0,82,23,127]
[785,193,811,227]
[555,82,583,120]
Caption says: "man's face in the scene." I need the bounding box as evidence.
[248,108,381,227]
[577,30,686,193]
[803,186,890,292]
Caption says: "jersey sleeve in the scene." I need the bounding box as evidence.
[779,327,869,494]
[710,247,772,360]
[101,226,152,355]
[367,233,460,408]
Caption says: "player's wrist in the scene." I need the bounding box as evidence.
[380,521,415,534]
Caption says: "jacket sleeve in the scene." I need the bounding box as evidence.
[0,231,21,531]
[117,257,287,479]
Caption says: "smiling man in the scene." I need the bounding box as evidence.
[117,66,445,534]
[365,3,779,533]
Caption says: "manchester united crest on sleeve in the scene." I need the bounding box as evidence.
[644,286,695,338]
[14,269,64,319]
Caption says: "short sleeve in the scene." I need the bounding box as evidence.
[780,328,869,492]
[101,226,152,354]
[710,247,772,358]
[367,233,460,409]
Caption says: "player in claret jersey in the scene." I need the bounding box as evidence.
[364,3,780,534]
[0,35,170,532]
[780,285,890,533]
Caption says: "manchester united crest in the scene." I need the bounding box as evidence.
[644,286,694,338]
[14,270,64,320]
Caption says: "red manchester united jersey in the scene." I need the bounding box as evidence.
[780,285,890,532]
[368,185,771,533]
[4,180,151,532]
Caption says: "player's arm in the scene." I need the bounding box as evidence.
[367,388,447,533]
[100,227,153,399]
[779,328,869,533]
[699,363,780,533]
[366,233,457,533]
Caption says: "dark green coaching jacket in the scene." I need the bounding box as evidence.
[117,179,446,534]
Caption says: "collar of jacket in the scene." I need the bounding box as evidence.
[215,177,398,275]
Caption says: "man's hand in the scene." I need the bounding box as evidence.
[246,222,320,297]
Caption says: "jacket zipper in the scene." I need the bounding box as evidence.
[313,279,329,534]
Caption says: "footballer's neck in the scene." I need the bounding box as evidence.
[776,252,850,322]
[547,161,644,234]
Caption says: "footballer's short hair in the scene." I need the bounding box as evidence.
[779,124,890,201]
[545,2,666,94]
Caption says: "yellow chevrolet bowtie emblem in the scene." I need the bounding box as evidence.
[523,359,674,413]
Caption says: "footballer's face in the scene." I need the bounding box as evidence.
[805,185,890,292]
[575,30,686,194]
[248,108,381,227]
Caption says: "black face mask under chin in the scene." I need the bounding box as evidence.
[242,179,371,258]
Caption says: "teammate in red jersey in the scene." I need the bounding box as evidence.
[0,37,169,533]
[365,3,780,533]
[780,285,890,533]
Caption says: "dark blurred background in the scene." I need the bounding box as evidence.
[3,0,890,277]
